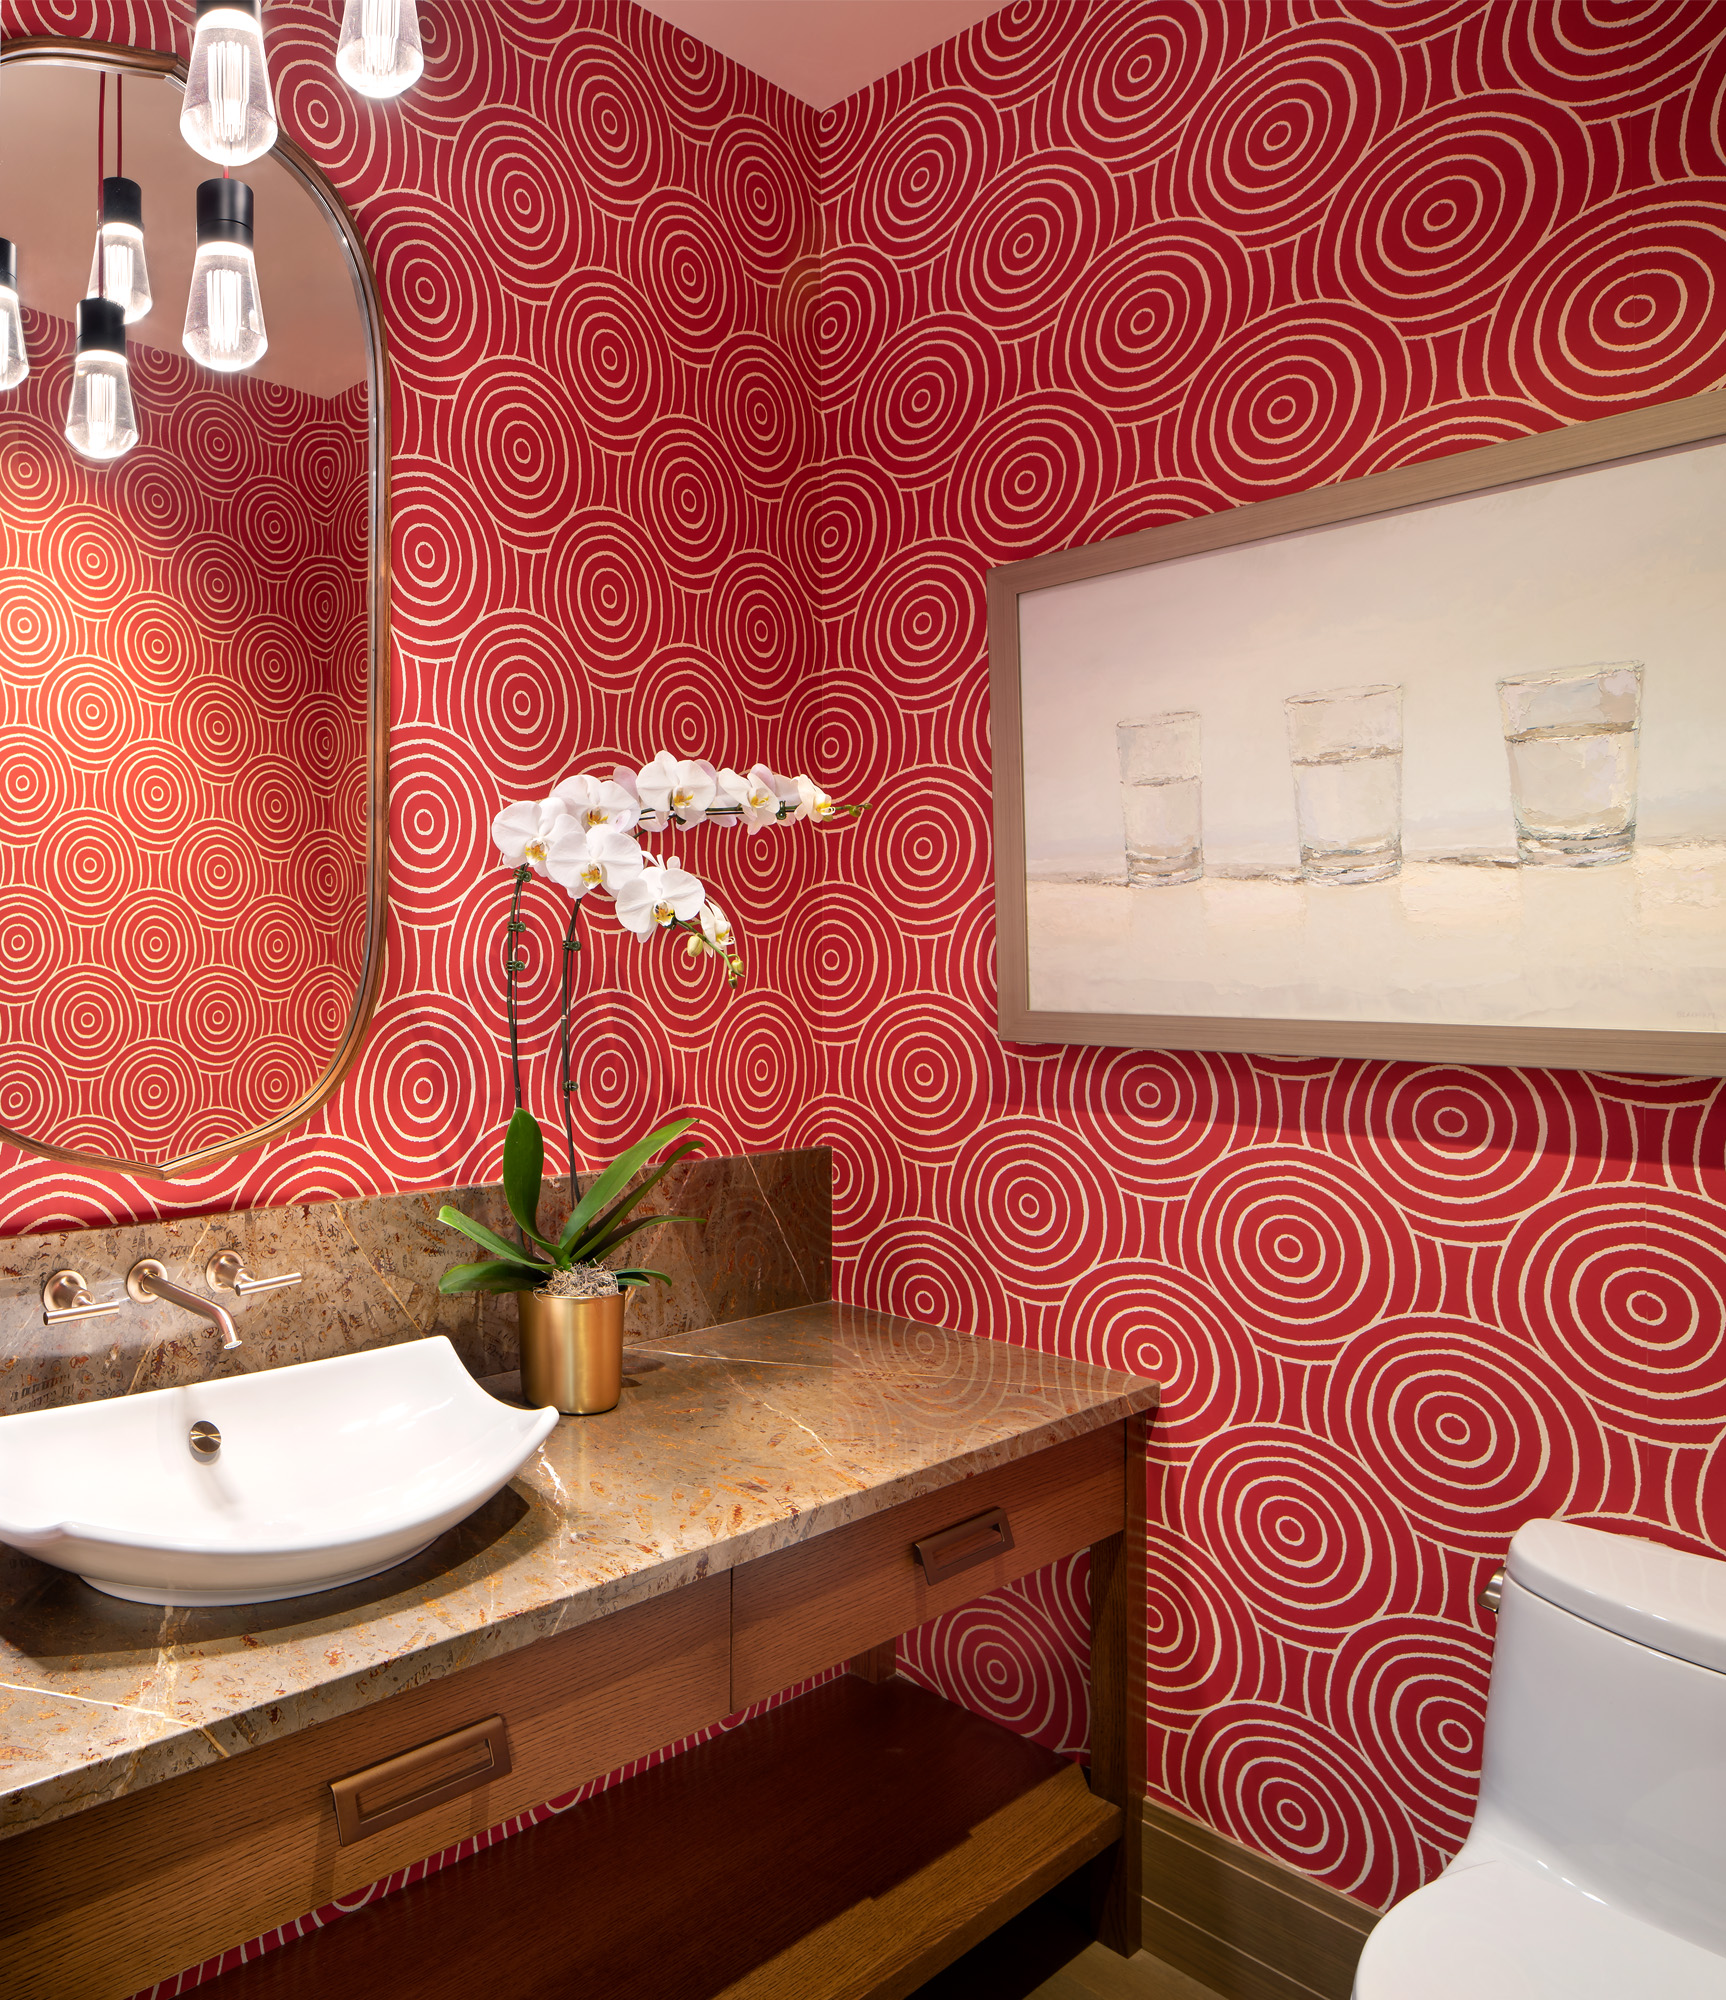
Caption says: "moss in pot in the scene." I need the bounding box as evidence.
[539,1265,621,1299]
[438,1109,701,1413]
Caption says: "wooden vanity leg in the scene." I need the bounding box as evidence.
[1087,1413,1147,1956]
[847,1638,897,1681]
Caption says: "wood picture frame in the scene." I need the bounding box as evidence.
[989,389,1726,1076]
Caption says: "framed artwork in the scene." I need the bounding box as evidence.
[989,390,1726,1077]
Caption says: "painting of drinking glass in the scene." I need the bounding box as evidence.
[990,395,1726,1075]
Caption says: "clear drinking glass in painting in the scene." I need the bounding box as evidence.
[1284,683,1404,885]
[1116,711,1202,885]
[1497,662,1642,867]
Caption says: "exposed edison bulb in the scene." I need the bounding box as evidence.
[185,244,267,370]
[88,178,153,325]
[181,0,277,167]
[0,238,26,391]
[184,178,267,372]
[336,0,422,98]
[65,297,138,461]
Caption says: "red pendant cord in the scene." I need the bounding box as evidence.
[116,73,123,181]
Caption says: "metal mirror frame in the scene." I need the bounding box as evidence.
[0,35,391,1180]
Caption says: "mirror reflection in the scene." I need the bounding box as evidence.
[0,55,376,1173]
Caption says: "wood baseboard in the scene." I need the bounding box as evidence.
[1140,1799,1378,2000]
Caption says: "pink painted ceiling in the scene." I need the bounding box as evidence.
[632,0,1005,109]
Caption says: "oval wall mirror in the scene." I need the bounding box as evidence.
[0,37,388,1177]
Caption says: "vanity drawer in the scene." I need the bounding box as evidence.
[730,1422,1126,1708]
[0,1572,731,2000]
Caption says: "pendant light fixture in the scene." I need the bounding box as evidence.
[89,178,151,321]
[0,239,24,391]
[336,0,422,99]
[66,71,137,459]
[184,177,267,372]
[181,0,277,167]
[87,76,151,324]
[0,20,23,391]
[65,295,138,460]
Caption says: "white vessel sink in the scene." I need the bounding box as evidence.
[0,1337,558,1607]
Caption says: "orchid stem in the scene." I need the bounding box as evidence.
[560,900,582,1207]
[503,866,529,1113]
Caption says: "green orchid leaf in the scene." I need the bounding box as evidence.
[438,1204,545,1268]
[593,1138,702,1223]
[502,1107,553,1250]
[556,1118,697,1249]
[438,1260,548,1295]
[564,1142,702,1257]
[584,1211,703,1262]
[556,1118,698,1254]
[613,1267,672,1289]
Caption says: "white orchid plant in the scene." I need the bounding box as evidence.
[438,753,860,1299]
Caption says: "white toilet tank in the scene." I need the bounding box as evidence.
[1463,1519,1726,1959]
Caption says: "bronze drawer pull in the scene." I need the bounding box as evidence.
[913,1506,1015,1586]
[329,1715,510,1846]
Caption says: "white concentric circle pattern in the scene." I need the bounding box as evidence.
[7,0,1726,1953]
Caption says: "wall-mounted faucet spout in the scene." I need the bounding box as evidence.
[125,1259,243,1351]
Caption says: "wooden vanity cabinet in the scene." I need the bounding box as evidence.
[0,1415,1146,2000]
[1,1577,732,2000]
[732,1423,1126,1705]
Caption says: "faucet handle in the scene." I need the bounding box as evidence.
[205,1250,303,1298]
[125,1258,174,1304]
[41,1269,122,1327]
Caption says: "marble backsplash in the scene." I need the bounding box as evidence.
[0,1148,831,1418]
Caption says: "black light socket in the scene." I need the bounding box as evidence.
[0,237,17,294]
[197,0,261,16]
[100,177,144,232]
[196,178,255,249]
[76,296,126,357]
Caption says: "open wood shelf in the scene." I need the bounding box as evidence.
[207,1675,1122,2000]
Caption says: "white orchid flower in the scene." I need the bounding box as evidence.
[545,822,644,900]
[764,766,802,812]
[612,857,706,939]
[637,750,719,826]
[610,765,661,831]
[719,764,796,833]
[717,768,770,830]
[550,772,642,836]
[492,796,569,876]
[793,774,840,822]
[682,895,744,984]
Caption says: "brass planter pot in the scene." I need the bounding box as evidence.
[517,1290,625,1415]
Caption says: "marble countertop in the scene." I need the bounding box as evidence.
[0,1303,1157,1843]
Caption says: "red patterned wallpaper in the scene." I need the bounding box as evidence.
[1,311,367,1162]
[0,0,820,1220]
[4,0,1726,1930]
[808,0,1726,1912]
